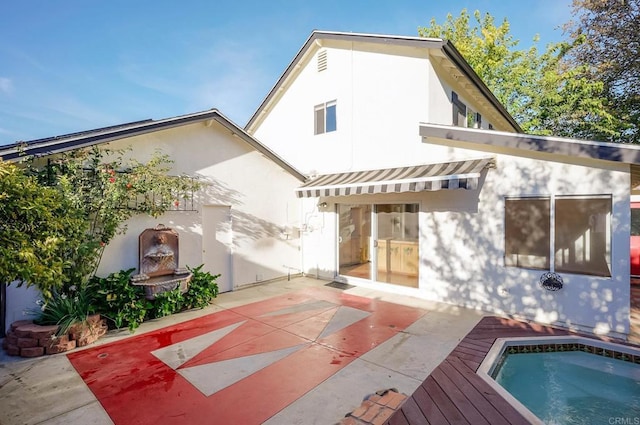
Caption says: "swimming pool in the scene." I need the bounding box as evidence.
[478,336,640,425]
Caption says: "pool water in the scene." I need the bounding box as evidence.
[494,351,640,424]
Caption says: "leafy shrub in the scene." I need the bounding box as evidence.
[33,285,96,336]
[0,161,87,299]
[89,268,151,332]
[21,147,201,295]
[182,265,220,310]
[148,265,219,317]
[149,288,184,319]
[88,265,219,332]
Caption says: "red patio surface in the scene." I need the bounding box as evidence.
[67,286,426,425]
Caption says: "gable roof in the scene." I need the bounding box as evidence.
[0,109,306,181]
[245,30,522,134]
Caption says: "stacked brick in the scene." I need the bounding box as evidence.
[2,315,107,358]
[338,389,408,425]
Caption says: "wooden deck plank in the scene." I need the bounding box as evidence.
[446,357,531,425]
[439,359,512,425]
[421,377,470,424]
[450,344,483,356]
[411,383,450,425]
[448,350,485,365]
[397,397,430,425]
[460,358,481,372]
[456,339,493,350]
[429,367,490,425]
[387,409,411,425]
[464,336,499,346]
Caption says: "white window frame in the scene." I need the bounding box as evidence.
[314,100,337,135]
[504,194,612,277]
[467,108,482,129]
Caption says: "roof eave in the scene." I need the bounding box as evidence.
[0,110,222,161]
[419,122,640,164]
[440,41,522,133]
[1,110,306,181]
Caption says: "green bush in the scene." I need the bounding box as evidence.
[22,147,202,296]
[0,161,88,298]
[182,264,220,310]
[149,288,184,319]
[89,268,151,332]
[89,265,219,332]
[33,285,96,336]
[148,265,220,317]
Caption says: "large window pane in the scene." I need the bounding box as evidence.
[326,102,337,132]
[338,204,371,279]
[314,106,325,135]
[555,197,611,277]
[375,204,418,288]
[505,198,550,269]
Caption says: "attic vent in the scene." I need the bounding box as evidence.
[317,50,327,72]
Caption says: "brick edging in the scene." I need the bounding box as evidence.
[338,388,407,425]
[2,315,107,358]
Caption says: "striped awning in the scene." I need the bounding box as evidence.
[295,158,494,198]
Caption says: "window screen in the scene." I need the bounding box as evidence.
[555,197,611,277]
[505,198,550,269]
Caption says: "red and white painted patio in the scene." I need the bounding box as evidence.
[1,277,638,424]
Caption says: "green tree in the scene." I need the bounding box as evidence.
[0,161,87,298]
[419,9,621,140]
[564,0,639,142]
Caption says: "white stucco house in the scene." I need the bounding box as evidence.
[0,110,305,333]
[245,31,640,339]
[2,30,639,340]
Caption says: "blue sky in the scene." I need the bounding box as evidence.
[0,0,572,145]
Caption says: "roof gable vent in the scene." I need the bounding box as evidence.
[317,49,327,72]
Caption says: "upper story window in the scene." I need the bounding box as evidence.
[453,92,483,128]
[504,195,612,277]
[452,92,467,127]
[314,101,337,135]
[467,109,482,129]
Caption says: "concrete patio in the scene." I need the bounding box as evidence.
[0,276,486,425]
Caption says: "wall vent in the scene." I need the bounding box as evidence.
[317,50,327,72]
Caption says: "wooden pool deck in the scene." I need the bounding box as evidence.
[385,315,637,425]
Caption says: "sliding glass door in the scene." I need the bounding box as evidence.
[338,203,419,288]
[375,204,419,287]
[338,204,372,279]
